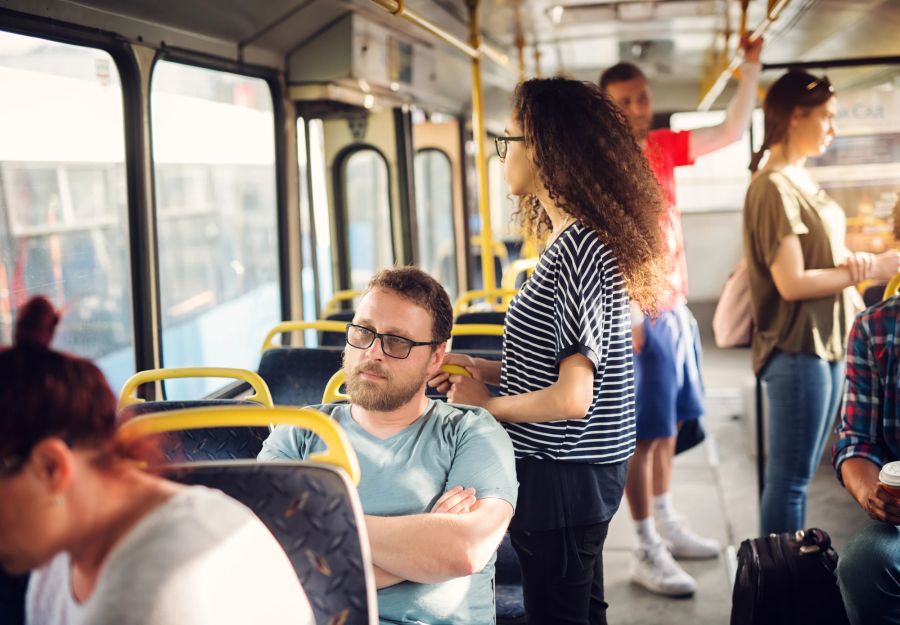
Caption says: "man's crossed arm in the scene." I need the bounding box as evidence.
[366,487,513,589]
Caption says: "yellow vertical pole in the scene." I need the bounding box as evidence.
[466,0,497,291]
[533,45,543,78]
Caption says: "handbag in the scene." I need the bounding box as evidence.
[730,527,850,625]
[713,256,752,348]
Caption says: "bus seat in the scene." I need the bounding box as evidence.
[495,534,525,624]
[119,400,267,462]
[164,461,377,625]
[0,569,27,625]
[257,347,344,406]
[117,368,275,462]
[450,319,504,352]
[321,310,354,346]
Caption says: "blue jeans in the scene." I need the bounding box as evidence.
[837,519,900,625]
[759,350,844,535]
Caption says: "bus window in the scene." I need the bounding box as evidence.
[414,148,457,301]
[0,30,134,391]
[151,61,278,399]
[340,148,393,291]
[308,119,334,319]
[488,154,516,241]
[806,72,900,254]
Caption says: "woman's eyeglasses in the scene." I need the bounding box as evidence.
[494,135,525,161]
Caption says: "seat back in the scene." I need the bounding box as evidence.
[164,461,376,625]
[117,368,275,462]
[257,347,344,406]
[119,399,267,462]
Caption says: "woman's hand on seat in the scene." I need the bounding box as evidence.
[428,353,480,393]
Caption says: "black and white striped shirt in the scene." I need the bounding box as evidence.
[500,222,636,463]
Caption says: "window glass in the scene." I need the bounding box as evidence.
[151,61,278,399]
[670,109,760,213]
[414,149,457,301]
[342,149,393,291]
[806,73,900,253]
[489,154,516,240]
[0,30,134,391]
[308,120,334,316]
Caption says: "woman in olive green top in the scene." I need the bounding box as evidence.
[743,70,900,535]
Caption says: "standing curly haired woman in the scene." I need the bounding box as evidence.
[431,77,668,624]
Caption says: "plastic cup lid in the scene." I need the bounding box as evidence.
[879,461,900,487]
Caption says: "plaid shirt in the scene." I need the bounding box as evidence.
[833,296,900,482]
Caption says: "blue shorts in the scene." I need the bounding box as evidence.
[633,304,705,440]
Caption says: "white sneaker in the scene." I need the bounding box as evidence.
[631,541,697,597]
[657,516,720,560]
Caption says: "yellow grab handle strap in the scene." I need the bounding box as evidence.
[261,320,348,352]
[118,368,273,411]
[117,406,361,485]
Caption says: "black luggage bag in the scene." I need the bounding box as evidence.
[730,527,850,625]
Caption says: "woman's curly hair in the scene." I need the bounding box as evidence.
[512,77,671,312]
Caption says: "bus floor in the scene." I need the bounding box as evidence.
[603,341,866,624]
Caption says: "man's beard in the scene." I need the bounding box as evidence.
[344,360,427,412]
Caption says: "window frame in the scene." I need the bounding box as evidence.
[332,143,396,292]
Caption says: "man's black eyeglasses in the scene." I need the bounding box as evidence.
[345,323,439,359]
[495,135,525,161]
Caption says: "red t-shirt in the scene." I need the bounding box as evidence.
[645,128,694,309]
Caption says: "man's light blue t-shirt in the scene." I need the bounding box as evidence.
[259,399,518,625]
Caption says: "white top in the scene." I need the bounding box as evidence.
[26,486,313,625]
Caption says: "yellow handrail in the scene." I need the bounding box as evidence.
[118,368,274,411]
[118,405,361,484]
[261,320,348,352]
[453,288,519,316]
[884,274,900,301]
[501,257,538,291]
[450,323,505,337]
[322,364,472,404]
[322,290,362,318]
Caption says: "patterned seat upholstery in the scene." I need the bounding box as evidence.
[452,312,505,352]
[164,461,376,625]
[0,569,27,625]
[119,400,267,463]
[257,347,344,407]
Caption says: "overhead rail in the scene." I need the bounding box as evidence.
[118,367,274,411]
[366,0,511,70]
[698,0,791,111]
[762,55,900,71]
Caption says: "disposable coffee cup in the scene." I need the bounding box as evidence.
[879,461,900,497]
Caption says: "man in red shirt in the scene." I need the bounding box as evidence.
[601,37,762,597]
